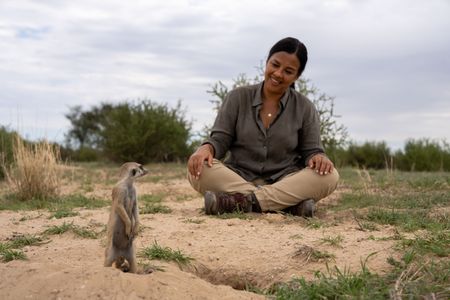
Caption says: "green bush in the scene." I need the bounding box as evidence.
[324,144,349,169]
[65,100,193,163]
[346,141,392,169]
[0,126,18,179]
[60,146,100,162]
[394,138,450,171]
[329,139,450,172]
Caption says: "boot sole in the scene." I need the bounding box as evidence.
[204,191,218,215]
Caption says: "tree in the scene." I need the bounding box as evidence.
[65,104,113,149]
[65,100,193,163]
[394,138,450,171]
[206,71,348,151]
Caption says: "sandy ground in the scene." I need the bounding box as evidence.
[0,169,401,299]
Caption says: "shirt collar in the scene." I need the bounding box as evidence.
[252,81,291,109]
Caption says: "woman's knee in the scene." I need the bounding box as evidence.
[328,168,340,186]
[320,168,340,197]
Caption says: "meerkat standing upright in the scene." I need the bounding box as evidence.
[104,162,148,273]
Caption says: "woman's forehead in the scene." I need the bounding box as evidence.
[269,51,300,69]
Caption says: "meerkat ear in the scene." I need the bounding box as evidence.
[132,169,137,176]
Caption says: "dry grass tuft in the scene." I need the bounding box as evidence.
[3,136,63,200]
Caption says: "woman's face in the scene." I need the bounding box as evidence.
[264,51,300,95]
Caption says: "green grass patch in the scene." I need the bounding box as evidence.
[0,234,47,262]
[139,241,193,265]
[43,222,99,239]
[399,231,450,257]
[213,211,253,220]
[398,260,450,298]
[271,263,389,299]
[0,193,107,211]
[7,234,47,248]
[310,249,336,262]
[336,192,449,211]
[43,222,73,235]
[0,248,26,262]
[140,203,172,214]
[140,193,165,204]
[139,193,171,214]
[48,209,79,219]
[389,192,449,209]
[71,226,99,239]
[405,173,450,190]
[176,194,195,201]
[386,257,450,298]
[366,208,448,232]
[355,219,379,232]
[269,257,450,299]
[0,193,54,210]
[183,218,205,224]
[56,194,108,209]
[334,193,383,210]
[319,235,344,248]
[305,217,326,229]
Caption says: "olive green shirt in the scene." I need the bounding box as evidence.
[205,82,324,183]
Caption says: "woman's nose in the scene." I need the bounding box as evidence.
[273,68,283,78]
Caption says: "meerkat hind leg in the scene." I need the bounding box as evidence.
[125,246,137,273]
[104,246,115,267]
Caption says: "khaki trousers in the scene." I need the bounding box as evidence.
[187,159,339,212]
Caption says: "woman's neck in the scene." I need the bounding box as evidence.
[262,82,286,103]
[263,89,283,103]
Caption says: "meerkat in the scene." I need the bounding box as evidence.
[104,162,148,273]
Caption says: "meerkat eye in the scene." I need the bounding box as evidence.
[132,169,137,176]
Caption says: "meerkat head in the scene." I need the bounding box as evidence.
[119,162,149,180]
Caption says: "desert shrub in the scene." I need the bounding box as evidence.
[4,136,62,200]
[100,101,191,162]
[323,145,349,169]
[346,141,392,169]
[0,126,18,179]
[65,100,193,163]
[60,145,100,162]
[394,138,450,171]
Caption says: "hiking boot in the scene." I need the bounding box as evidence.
[204,191,260,215]
[285,199,315,218]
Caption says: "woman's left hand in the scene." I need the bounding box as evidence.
[308,154,334,176]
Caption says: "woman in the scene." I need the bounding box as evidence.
[187,37,339,217]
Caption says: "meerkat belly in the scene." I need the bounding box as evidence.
[112,217,133,249]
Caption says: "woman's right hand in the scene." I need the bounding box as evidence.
[187,144,214,179]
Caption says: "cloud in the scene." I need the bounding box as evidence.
[0,0,449,148]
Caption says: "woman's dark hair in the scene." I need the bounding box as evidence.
[267,37,308,88]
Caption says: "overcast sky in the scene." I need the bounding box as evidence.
[1,0,449,150]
